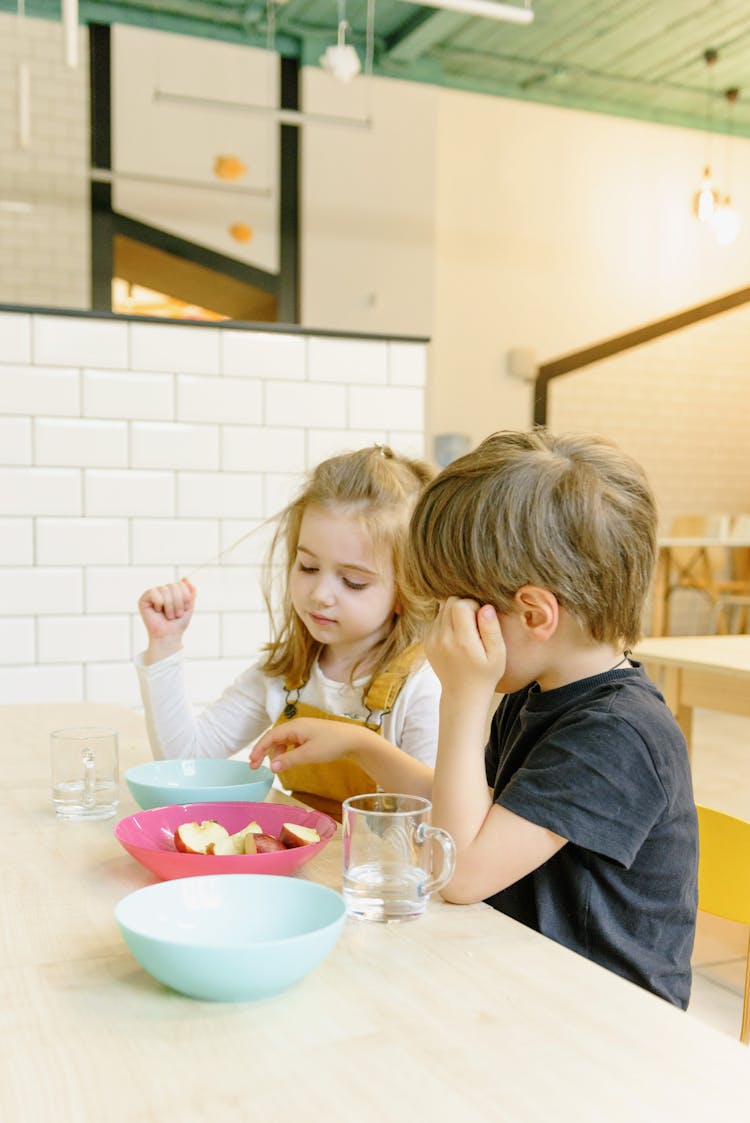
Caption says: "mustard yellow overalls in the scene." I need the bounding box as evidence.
[272,643,425,821]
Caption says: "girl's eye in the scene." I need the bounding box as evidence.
[344,578,368,591]
[298,563,317,574]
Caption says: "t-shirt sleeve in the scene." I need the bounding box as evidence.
[496,711,668,868]
[387,660,441,766]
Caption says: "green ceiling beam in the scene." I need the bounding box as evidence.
[373,55,750,139]
[382,10,466,63]
[0,0,301,55]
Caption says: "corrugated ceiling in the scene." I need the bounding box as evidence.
[5,0,750,137]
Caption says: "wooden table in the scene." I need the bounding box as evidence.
[2,702,749,1123]
[634,635,750,757]
[650,535,750,636]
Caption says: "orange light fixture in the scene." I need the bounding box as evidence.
[214,155,247,181]
[229,222,253,243]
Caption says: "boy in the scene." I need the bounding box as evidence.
[251,429,698,1008]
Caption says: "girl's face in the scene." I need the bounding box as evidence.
[290,506,398,665]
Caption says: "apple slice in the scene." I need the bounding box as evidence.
[209,833,242,856]
[203,820,264,856]
[243,833,258,855]
[253,832,287,854]
[219,820,263,854]
[279,823,321,848]
[174,820,229,854]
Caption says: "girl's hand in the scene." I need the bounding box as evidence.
[249,717,369,775]
[138,579,196,644]
[425,597,506,697]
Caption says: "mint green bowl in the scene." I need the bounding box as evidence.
[126,758,273,810]
[115,874,346,1001]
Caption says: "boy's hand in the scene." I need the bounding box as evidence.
[138,579,196,657]
[249,717,371,775]
[425,597,506,697]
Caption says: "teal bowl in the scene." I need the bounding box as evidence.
[126,758,273,810]
[115,874,346,1001]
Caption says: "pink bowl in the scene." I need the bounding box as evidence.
[114,801,337,881]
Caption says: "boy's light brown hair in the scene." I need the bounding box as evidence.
[406,429,657,647]
[261,445,436,689]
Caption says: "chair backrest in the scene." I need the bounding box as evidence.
[729,515,750,583]
[696,805,750,925]
[668,514,732,587]
[670,514,730,538]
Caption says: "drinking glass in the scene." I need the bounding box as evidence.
[51,727,119,820]
[342,793,456,922]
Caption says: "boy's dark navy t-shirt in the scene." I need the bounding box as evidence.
[484,663,698,1009]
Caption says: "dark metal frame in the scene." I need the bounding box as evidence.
[533,284,750,427]
[87,22,298,321]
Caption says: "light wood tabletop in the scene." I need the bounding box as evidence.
[2,701,748,1123]
[634,635,750,755]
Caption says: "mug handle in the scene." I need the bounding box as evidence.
[415,823,456,898]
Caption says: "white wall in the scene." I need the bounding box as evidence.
[550,305,750,530]
[0,309,427,705]
[550,302,750,635]
[301,68,437,339]
[430,88,750,445]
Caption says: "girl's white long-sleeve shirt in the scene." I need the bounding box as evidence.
[135,650,441,766]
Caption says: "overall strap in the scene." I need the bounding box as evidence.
[282,642,424,719]
[363,642,425,715]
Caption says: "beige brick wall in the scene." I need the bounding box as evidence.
[0,13,89,309]
[549,303,750,633]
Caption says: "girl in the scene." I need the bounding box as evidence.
[136,445,440,818]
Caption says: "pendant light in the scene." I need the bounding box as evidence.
[320,0,361,84]
[712,88,742,246]
[692,49,719,223]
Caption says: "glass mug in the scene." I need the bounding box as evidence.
[342,793,456,922]
[51,726,119,821]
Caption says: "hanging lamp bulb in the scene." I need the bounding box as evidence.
[320,20,361,83]
[693,165,719,222]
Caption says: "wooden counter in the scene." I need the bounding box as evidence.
[2,701,748,1122]
[634,634,750,755]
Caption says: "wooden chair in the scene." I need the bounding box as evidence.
[667,514,728,598]
[711,515,750,633]
[668,515,750,633]
[695,805,750,1044]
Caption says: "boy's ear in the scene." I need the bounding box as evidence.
[514,585,559,638]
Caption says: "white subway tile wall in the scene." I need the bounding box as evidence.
[0,311,427,705]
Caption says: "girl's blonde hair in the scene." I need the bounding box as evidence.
[260,445,436,689]
[406,429,657,647]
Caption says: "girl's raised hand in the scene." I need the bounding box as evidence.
[138,578,196,642]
